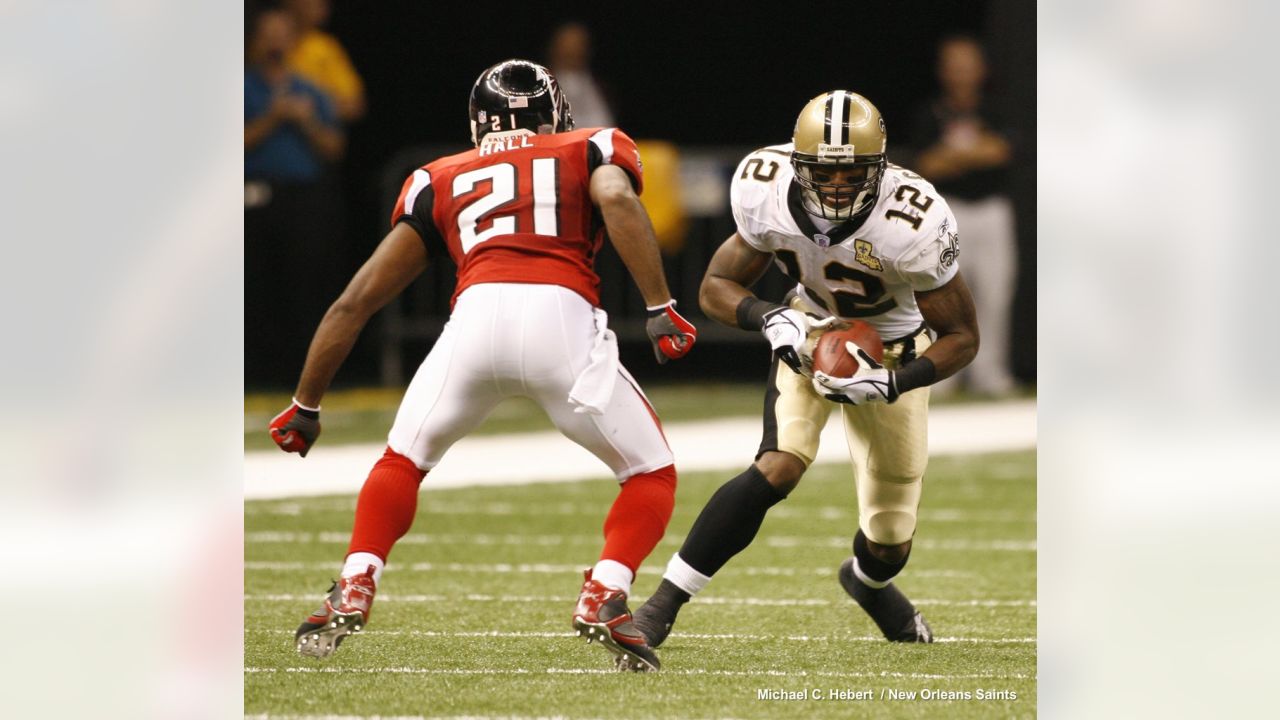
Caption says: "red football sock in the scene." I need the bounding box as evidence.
[599,464,677,573]
[346,447,426,561]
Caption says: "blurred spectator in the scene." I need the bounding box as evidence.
[245,7,345,388]
[547,22,615,128]
[285,0,367,123]
[244,8,344,179]
[911,35,1019,397]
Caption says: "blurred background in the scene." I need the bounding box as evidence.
[244,0,1036,395]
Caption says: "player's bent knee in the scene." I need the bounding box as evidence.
[866,536,912,564]
[859,469,922,547]
[624,463,677,493]
[756,451,807,495]
[864,510,917,547]
[375,446,429,480]
[385,436,435,473]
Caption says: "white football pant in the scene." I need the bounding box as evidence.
[387,282,673,479]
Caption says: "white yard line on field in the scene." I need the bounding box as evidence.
[761,537,1036,551]
[242,560,974,578]
[244,400,1035,499]
[249,627,1034,644]
[245,593,1035,608]
[241,558,967,579]
[244,715,607,720]
[245,716,600,720]
[244,666,1035,680]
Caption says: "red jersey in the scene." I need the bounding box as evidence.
[390,127,645,308]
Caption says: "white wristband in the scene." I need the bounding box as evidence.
[292,397,321,413]
[646,299,676,312]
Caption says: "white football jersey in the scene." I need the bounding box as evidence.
[730,143,960,340]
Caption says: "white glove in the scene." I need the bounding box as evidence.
[762,307,840,376]
[812,341,899,405]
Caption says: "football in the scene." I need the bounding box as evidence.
[811,321,885,378]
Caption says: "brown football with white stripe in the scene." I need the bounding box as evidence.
[812,321,884,378]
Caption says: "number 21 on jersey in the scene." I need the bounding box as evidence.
[452,157,560,254]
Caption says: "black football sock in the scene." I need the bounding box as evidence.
[842,529,921,640]
[631,578,691,647]
[852,528,912,585]
[677,465,788,577]
[647,577,691,606]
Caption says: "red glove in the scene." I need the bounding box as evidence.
[645,300,697,364]
[269,399,321,457]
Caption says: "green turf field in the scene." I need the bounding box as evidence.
[245,449,1036,719]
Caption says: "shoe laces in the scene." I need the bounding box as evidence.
[337,567,377,613]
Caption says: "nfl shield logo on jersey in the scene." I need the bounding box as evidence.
[813,233,831,248]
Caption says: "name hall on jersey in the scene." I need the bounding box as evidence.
[479,134,534,156]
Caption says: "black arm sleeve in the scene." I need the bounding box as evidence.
[736,297,785,332]
[893,356,937,394]
[395,184,447,260]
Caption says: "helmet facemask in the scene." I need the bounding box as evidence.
[792,152,884,222]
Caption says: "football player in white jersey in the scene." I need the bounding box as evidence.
[633,91,979,645]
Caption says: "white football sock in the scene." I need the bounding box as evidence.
[664,553,712,596]
[852,556,892,589]
[591,559,634,595]
[342,552,385,586]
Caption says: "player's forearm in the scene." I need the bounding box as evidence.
[293,302,370,407]
[917,329,978,383]
[912,272,980,386]
[699,275,759,329]
[292,224,428,406]
[601,196,673,307]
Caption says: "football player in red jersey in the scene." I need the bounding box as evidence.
[269,59,696,672]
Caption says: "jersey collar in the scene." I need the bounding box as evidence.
[478,129,537,150]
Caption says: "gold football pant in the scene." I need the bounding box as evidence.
[756,324,933,546]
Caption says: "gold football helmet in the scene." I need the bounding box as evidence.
[791,91,887,222]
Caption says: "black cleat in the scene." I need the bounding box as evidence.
[838,557,933,643]
[632,579,691,648]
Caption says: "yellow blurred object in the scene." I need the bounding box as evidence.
[634,140,687,253]
[288,30,365,118]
